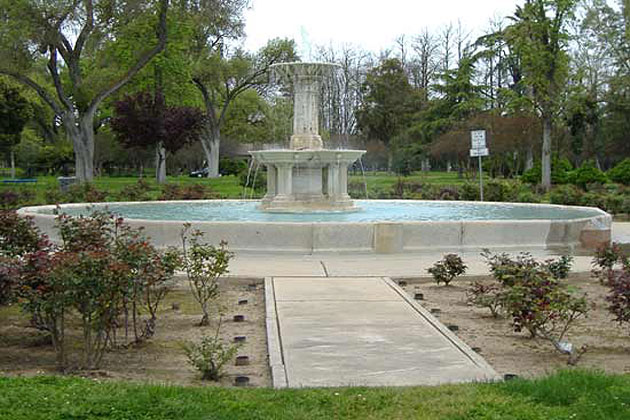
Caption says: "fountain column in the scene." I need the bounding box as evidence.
[291,71,322,150]
[338,163,350,200]
[263,165,277,202]
[275,163,293,201]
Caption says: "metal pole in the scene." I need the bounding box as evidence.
[479,155,484,201]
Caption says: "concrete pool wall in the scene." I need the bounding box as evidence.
[19,200,612,254]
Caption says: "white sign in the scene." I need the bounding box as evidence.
[470,148,489,157]
[471,130,486,149]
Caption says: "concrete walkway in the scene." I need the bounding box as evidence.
[266,276,500,388]
[230,222,630,278]
[230,250,595,278]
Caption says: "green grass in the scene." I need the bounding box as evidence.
[0,174,252,205]
[1,370,629,419]
[1,171,485,206]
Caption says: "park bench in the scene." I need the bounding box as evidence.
[1,178,37,184]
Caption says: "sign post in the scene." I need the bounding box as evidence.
[470,130,489,201]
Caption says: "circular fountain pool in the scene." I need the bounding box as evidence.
[20,200,611,254]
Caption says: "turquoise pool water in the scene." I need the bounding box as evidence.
[52,200,603,223]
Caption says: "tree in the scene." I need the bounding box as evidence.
[0,0,169,182]
[0,78,31,178]
[192,39,298,177]
[111,91,203,183]
[504,0,577,189]
[356,58,418,169]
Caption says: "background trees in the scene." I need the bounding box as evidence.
[0,0,169,182]
[0,0,627,186]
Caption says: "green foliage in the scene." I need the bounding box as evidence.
[591,243,630,331]
[2,370,630,419]
[117,178,152,201]
[460,183,480,201]
[159,183,215,200]
[427,254,467,286]
[219,158,248,176]
[356,59,419,145]
[180,226,233,326]
[183,325,240,381]
[608,159,630,185]
[567,161,608,189]
[549,184,583,205]
[484,179,520,202]
[481,250,586,364]
[0,210,43,258]
[521,159,573,185]
[238,169,266,192]
[10,209,179,369]
[467,282,503,317]
[0,78,31,151]
[0,188,35,210]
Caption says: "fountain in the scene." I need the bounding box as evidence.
[250,62,365,212]
[17,63,612,254]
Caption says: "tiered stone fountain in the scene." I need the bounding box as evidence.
[250,62,365,212]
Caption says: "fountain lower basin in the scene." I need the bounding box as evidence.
[19,200,611,254]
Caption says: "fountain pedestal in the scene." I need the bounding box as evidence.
[251,149,365,212]
[250,62,366,213]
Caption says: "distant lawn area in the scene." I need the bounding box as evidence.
[1,370,629,419]
[1,171,485,206]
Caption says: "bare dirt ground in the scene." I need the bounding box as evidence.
[0,277,270,387]
[2,272,630,387]
[396,272,630,378]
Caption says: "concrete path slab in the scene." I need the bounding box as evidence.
[267,276,499,388]
[613,222,630,244]
[230,251,595,279]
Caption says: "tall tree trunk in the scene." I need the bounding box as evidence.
[10,149,15,179]
[155,142,166,184]
[525,145,534,171]
[200,123,220,178]
[64,114,95,183]
[541,115,552,190]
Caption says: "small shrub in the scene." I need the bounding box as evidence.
[521,159,572,185]
[460,183,480,201]
[483,179,520,202]
[567,161,608,190]
[117,178,152,201]
[219,158,248,176]
[183,326,240,381]
[438,186,459,201]
[515,190,542,203]
[160,183,214,200]
[0,189,35,209]
[549,184,583,206]
[546,255,574,280]
[608,158,630,185]
[66,183,108,202]
[482,250,588,364]
[238,169,266,193]
[0,211,45,257]
[467,281,503,317]
[604,194,625,214]
[580,192,607,211]
[592,242,629,284]
[181,225,233,326]
[606,269,630,329]
[427,254,467,286]
[0,256,16,305]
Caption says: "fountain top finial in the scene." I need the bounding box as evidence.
[269,62,341,84]
[269,62,341,150]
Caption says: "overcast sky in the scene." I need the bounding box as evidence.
[243,0,521,56]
